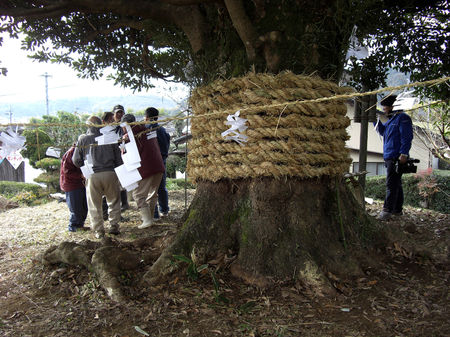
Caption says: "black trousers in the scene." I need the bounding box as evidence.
[384,159,404,213]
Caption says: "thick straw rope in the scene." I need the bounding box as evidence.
[188,71,353,182]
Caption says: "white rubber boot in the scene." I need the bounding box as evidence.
[138,207,153,229]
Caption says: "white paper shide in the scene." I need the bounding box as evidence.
[0,127,26,169]
[221,110,248,145]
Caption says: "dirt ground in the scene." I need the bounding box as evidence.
[0,190,448,337]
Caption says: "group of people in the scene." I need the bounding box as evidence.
[59,105,171,239]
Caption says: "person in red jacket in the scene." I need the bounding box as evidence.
[121,114,165,229]
[60,144,88,232]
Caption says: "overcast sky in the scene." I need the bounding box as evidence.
[0,34,188,105]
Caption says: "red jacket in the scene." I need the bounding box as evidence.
[60,146,85,192]
[126,125,165,179]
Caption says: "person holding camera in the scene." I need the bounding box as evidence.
[374,95,413,220]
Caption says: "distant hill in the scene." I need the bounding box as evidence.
[1,94,184,123]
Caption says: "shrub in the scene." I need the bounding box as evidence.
[21,129,52,168]
[166,156,187,178]
[365,169,450,213]
[0,181,43,197]
[11,191,38,205]
[34,158,62,192]
[35,158,61,172]
[0,181,48,206]
[34,172,61,192]
[166,178,195,190]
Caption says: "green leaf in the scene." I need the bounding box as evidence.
[238,301,257,314]
[172,255,192,263]
[196,264,209,273]
[134,326,150,336]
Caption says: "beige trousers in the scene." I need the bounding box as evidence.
[86,171,121,233]
[132,173,163,213]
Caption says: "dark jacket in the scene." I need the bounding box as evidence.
[60,146,85,192]
[148,122,170,160]
[72,126,123,172]
[125,124,165,179]
[375,111,413,160]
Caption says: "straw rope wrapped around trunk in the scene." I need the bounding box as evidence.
[188,71,352,182]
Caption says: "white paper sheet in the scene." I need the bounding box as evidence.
[124,182,139,192]
[123,141,141,164]
[113,122,143,191]
[80,160,94,179]
[114,164,142,189]
[147,131,157,140]
[95,125,120,145]
[0,127,26,157]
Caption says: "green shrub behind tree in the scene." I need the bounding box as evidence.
[28,111,86,155]
[0,181,48,206]
[166,178,195,190]
[166,155,186,178]
[34,158,62,192]
[21,129,52,168]
[0,181,43,197]
[365,170,450,213]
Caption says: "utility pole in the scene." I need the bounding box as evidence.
[41,72,52,115]
[5,105,12,124]
[358,95,369,190]
[354,90,377,207]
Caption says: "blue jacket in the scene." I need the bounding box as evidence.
[148,122,170,160]
[374,111,413,160]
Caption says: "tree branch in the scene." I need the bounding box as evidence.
[223,0,258,62]
[0,0,209,54]
[83,20,145,43]
[161,0,219,4]
[142,38,171,79]
[170,5,208,54]
[0,3,73,19]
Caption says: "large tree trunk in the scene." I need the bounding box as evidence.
[144,177,383,294]
[143,72,384,293]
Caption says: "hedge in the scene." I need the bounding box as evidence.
[365,170,450,214]
[0,181,44,198]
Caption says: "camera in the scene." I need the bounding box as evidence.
[395,158,420,174]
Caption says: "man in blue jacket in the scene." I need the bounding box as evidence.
[145,107,171,219]
[374,95,413,220]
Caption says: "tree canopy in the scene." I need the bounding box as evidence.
[0,0,447,97]
[346,1,449,99]
[22,111,86,167]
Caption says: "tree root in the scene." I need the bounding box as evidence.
[42,240,141,302]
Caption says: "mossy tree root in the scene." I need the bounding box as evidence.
[42,240,141,302]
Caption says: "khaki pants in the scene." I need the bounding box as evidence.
[132,173,163,213]
[87,171,121,233]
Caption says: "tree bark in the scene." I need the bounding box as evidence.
[143,178,385,294]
